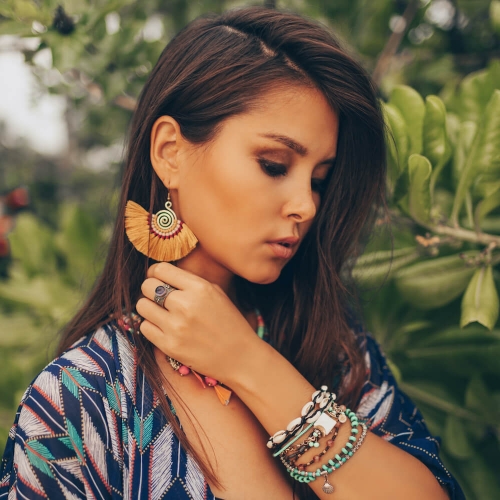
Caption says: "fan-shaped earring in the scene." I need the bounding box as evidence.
[124,191,198,262]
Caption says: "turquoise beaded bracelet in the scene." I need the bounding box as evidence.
[280,409,368,494]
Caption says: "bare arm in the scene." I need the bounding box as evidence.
[231,337,449,500]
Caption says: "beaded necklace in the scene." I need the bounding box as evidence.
[117,308,267,406]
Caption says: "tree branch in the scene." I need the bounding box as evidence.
[372,0,420,88]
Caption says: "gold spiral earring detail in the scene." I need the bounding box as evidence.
[124,191,198,262]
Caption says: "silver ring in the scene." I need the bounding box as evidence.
[153,283,177,307]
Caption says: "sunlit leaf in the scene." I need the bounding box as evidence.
[389,85,425,156]
[407,154,432,224]
[423,96,451,197]
[451,90,500,225]
[394,252,477,309]
[461,266,499,330]
[382,102,408,184]
[352,247,420,287]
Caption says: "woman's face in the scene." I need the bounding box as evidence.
[167,85,339,287]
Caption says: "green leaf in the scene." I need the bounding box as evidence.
[474,185,500,227]
[389,85,425,156]
[399,381,481,422]
[394,252,477,309]
[457,64,500,123]
[405,344,500,376]
[55,204,103,288]
[461,266,499,330]
[8,213,58,278]
[423,96,451,197]
[423,96,448,166]
[451,90,500,225]
[12,0,39,21]
[352,247,420,287]
[455,452,500,500]
[407,154,432,224]
[491,1,500,35]
[382,102,409,183]
[452,121,477,187]
[465,375,499,426]
[444,415,475,458]
[414,325,500,347]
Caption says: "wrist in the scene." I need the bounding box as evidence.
[227,335,280,395]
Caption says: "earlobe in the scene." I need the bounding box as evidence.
[150,116,182,187]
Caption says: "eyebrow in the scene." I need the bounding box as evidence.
[258,132,336,165]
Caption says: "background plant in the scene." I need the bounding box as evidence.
[1,1,499,498]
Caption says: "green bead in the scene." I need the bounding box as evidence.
[314,442,319,448]
[348,451,353,456]
[342,457,346,463]
[342,447,348,454]
[346,442,353,449]
[351,428,358,434]
[328,459,335,466]
[309,442,314,447]
[335,454,342,461]
[349,436,356,442]
[335,463,341,468]
[322,465,329,471]
[316,469,321,476]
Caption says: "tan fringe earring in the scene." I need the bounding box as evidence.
[124,191,198,262]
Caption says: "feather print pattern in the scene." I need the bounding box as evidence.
[1,316,465,499]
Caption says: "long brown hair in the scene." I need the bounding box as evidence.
[56,6,386,498]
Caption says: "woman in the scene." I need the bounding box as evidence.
[0,6,464,500]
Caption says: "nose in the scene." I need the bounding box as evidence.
[281,178,318,223]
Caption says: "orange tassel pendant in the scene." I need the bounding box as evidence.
[214,384,232,406]
[124,196,198,262]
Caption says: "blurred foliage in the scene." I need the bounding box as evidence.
[1,0,500,498]
[354,62,500,499]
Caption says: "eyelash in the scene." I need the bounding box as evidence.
[258,159,329,193]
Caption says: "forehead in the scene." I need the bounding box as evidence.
[224,85,339,157]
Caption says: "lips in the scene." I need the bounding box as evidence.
[268,236,300,247]
[267,236,299,259]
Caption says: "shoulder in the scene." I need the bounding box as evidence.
[0,321,139,497]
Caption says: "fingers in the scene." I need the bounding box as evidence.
[146,262,204,289]
[136,296,171,334]
[137,316,169,350]
[141,277,179,309]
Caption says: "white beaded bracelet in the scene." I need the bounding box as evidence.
[266,386,336,449]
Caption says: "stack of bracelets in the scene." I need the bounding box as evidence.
[267,386,368,494]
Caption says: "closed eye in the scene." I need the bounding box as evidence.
[258,158,287,177]
[258,158,330,194]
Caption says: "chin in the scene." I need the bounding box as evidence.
[240,264,284,285]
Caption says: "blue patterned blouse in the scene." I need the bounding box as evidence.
[1,314,465,499]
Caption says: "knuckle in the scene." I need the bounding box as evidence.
[154,262,169,278]
[197,280,212,295]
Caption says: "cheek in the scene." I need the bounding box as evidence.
[179,158,265,250]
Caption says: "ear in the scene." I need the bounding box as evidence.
[150,116,184,189]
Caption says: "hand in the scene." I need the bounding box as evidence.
[136,262,262,386]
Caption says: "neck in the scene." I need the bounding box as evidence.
[174,247,240,307]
